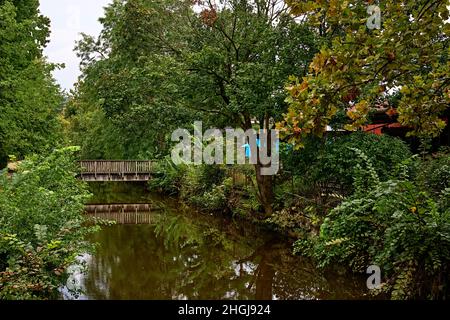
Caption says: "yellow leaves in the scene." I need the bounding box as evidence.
[325,237,349,246]
[287,108,297,120]
[397,77,449,138]
[355,99,369,114]
[412,75,425,87]
[286,85,298,97]
[347,100,369,121]
[310,49,330,74]
[286,78,310,101]
[344,124,358,132]
[328,0,340,17]
[328,104,338,118]
[400,86,410,95]
[309,48,340,76]
[310,54,325,74]
[299,80,309,93]
[286,0,320,17]
[345,100,371,131]
[282,0,449,143]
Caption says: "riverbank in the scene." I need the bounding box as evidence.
[147,138,450,299]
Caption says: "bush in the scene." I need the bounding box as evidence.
[148,157,187,195]
[282,132,412,193]
[180,165,228,211]
[295,153,450,300]
[190,184,228,212]
[0,147,97,300]
[418,149,450,197]
[316,132,412,190]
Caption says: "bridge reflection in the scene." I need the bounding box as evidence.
[85,203,162,224]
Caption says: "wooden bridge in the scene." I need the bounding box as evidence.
[79,160,154,182]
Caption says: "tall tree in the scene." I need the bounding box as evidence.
[277,0,449,148]
[174,0,317,214]
[67,0,194,160]
[0,0,63,167]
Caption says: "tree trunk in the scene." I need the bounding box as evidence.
[243,113,275,216]
[255,164,274,216]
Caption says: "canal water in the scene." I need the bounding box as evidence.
[62,183,371,300]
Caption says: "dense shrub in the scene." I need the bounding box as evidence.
[149,159,230,211]
[149,157,187,195]
[282,132,412,193]
[189,184,228,211]
[0,147,97,300]
[418,149,450,197]
[295,153,450,299]
[180,165,228,211]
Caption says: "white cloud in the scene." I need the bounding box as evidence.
[40,0,112,91]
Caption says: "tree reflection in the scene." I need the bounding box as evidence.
[75,205,369,300]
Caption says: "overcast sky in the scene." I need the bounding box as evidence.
[40,0,112,91]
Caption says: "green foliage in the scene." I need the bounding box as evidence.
[283,132,412,193]
[280,0,449,145]
[149,158,229,211]
[190,185,228,212]
[0,0,63,163]
[65,0,195,160]
[63,104,126,160]
[417,149,450,197]
[149,157,188,195]
[149,158,265,213]
[0,148,97,300]
[180,165,228,211]
[181,0,318,129]
[295,153,450,299]
[315,133,411,190]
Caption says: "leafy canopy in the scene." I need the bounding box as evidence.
[0,0,63,166]
[277,0,450,148]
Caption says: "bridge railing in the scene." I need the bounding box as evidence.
[79,160,153,174]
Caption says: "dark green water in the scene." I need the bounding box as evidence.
[62,183,371,300]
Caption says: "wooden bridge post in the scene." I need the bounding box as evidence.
[135,161,138,180]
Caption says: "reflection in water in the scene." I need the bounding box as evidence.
[63,183,370,300]
[85,204,157,224]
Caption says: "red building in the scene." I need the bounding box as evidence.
[362,107,450,151]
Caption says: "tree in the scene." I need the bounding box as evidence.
[277,0,449,148]
[0,0,63,166]
[66,0,194,160]
[174,0,317,214]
